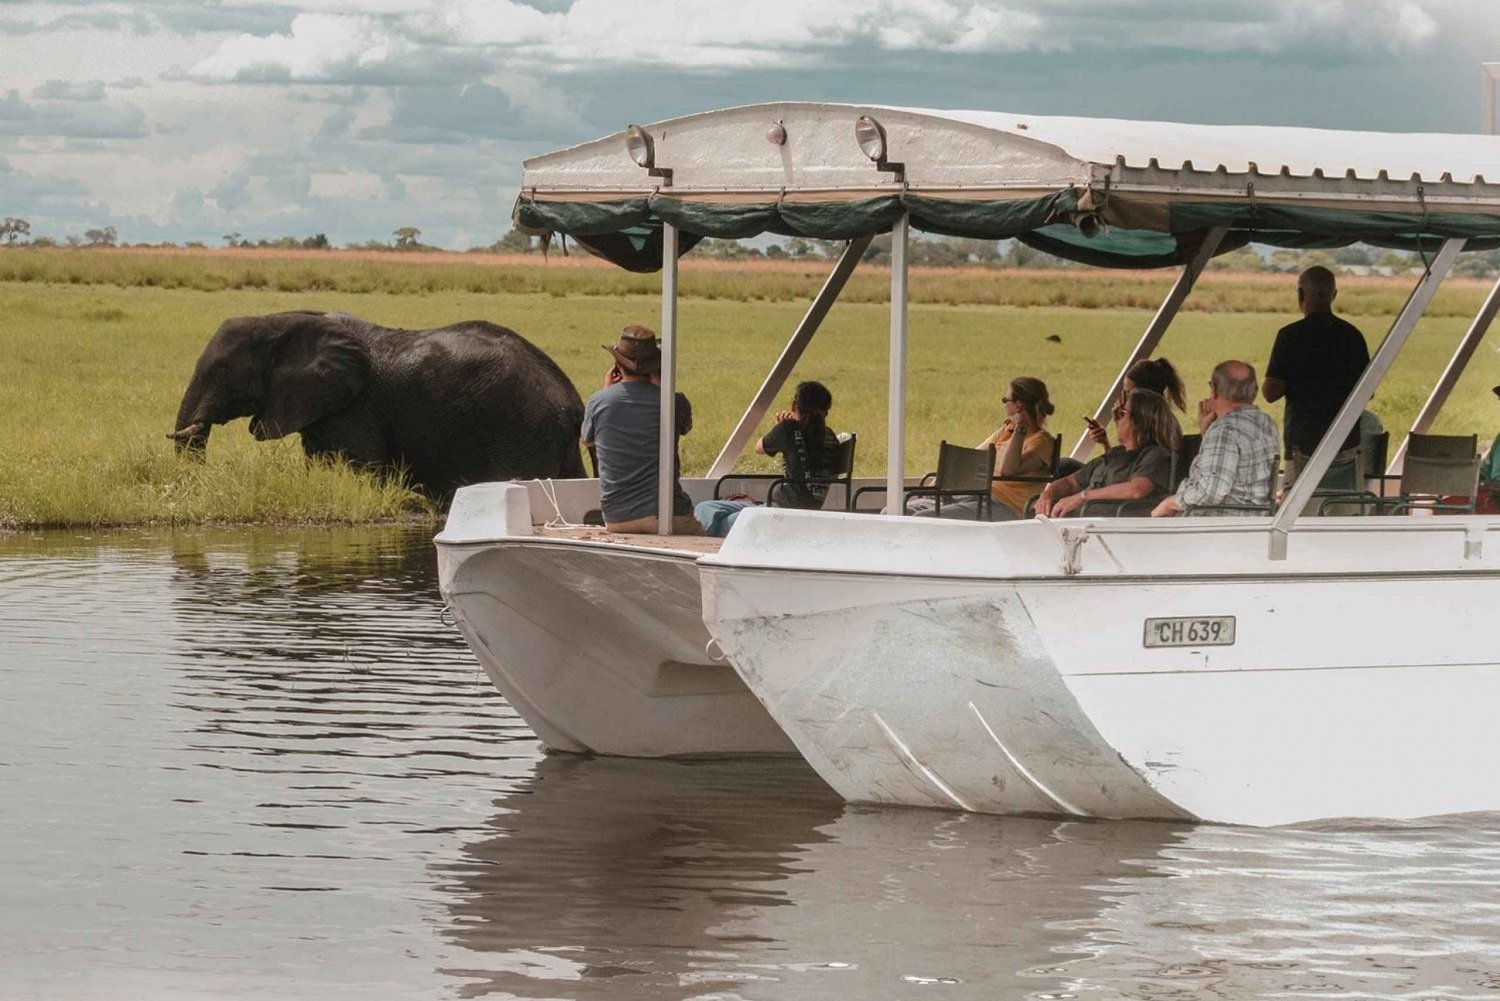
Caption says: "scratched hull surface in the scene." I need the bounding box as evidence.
[700,508,1500,826]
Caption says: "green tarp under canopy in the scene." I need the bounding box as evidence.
[514,190,1500,272]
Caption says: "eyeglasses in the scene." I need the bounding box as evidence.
[1001,396,1014,403]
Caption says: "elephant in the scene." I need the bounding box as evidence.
[170,311,586,496]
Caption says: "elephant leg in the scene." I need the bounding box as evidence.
[300,409,389,470]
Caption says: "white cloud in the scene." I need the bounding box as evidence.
[184,0,1462,83]
[187,13,412,81]
[2,0,1497,248]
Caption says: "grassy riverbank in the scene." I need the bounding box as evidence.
[2,256,1497,528]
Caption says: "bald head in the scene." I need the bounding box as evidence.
[1297,266,1338,314]
[1211,359,1259,404]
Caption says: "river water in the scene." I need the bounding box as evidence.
[2,527,1498,1000]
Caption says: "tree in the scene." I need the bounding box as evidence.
[1206,247,1264,272]
[223,232,242,248]
[1330,245,1375,266]
[0,217,31,245]
[392,226,422,249]
[83,226,117,247]
[495,227,535,253]
[1455,249,1500,279]
[302,233,330,250]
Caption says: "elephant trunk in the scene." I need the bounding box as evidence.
[171,377,217,457]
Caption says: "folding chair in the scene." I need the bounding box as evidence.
[713,432,858,511]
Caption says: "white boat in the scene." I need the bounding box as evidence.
[435,478,797,756]
[440,101,1500,821]
[699,509,1500,826]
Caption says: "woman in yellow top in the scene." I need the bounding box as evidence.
[912,376,1057,520]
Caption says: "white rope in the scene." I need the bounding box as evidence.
[537,478,584,530]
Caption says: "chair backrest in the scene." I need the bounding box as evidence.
[1170,434,1203,490]
[1288,448,1363,492]
[834,432,858,477]
[934,441,996,493]
[1408,432,1477,460]
[1402,452,1481,498]
[1360,431,1389,479]
[1055,456,1084,479]
[1043,433,1062,477]
[832,432,857,479]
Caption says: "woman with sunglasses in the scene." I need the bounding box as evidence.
[1036,388,1180,517]
[912,376,1057,520]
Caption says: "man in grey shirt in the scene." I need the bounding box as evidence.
[580,325,700,534]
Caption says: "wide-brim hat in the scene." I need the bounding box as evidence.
[603,324,661,375]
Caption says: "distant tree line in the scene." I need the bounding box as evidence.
[2,215,1497,277]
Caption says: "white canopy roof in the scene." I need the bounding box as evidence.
[933,108,1498,184]
[520,102,1500,209]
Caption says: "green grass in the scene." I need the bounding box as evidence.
[2,267,1497,528]
[2,246,1494,316]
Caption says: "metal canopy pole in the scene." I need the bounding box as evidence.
[1486,63,1500,135]
[706,235,872,480]
[1388,273,1500,474]
[657,222,680,535]
[886,214,910,513]
[1270,237,1467,560]
[1070,226,1229,460]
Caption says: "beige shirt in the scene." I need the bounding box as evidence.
[981,425,1056,515]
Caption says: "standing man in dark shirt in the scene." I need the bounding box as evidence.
[1263,266,1370,456]
[580,325,700,535]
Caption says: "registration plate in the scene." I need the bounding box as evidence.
[1143,616,1236,648]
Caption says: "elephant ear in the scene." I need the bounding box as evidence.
[254,318,372,440]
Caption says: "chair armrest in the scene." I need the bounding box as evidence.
[714,472,783,499]
[1077,498,1126,516]
[1193,501,1277,514]
[1314,491,1381,516]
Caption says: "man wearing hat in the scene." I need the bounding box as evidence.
[580,325,701,534]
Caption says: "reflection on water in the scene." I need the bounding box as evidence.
[437,756,843,998]
[3,527,1499,1000]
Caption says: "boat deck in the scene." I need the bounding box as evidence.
[535,525,725,555]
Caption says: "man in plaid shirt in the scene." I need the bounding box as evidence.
[1153,360,1280,517]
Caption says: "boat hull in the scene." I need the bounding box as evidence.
[436,483,795,758]
[700,508,1500,825]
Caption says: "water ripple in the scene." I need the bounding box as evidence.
[3,528,1499,1000]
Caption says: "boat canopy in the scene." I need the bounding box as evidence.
[516,103,1500,271]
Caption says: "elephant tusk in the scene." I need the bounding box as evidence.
[167,422,206,441]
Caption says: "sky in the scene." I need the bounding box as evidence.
[1,0,1497,248]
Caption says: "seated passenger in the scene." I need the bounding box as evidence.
[911,376,1057,521]
[1036,389,1179,517]
[1086,357,1187,452]
[1481,385,1500,510]
[581,325,701,535]
[695,381,840,537]
[1152,360,1280,517]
